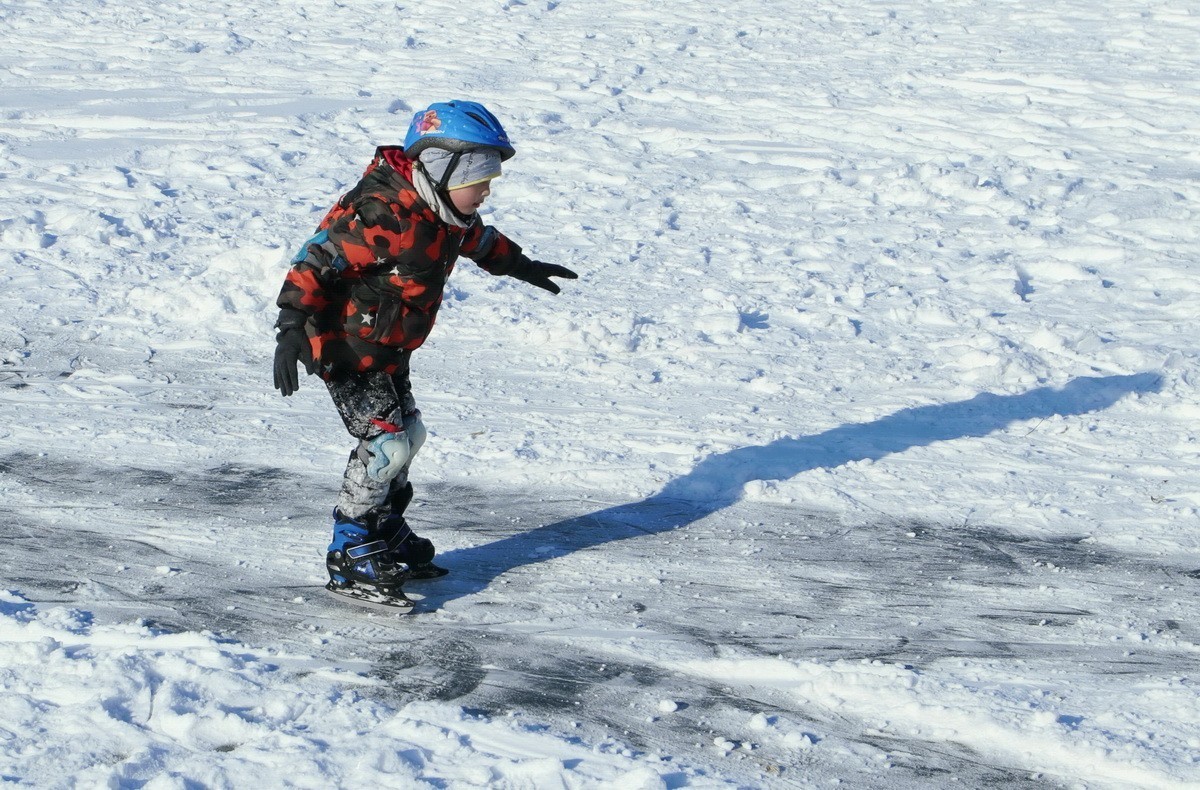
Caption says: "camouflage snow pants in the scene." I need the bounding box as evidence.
[325,369,420,523]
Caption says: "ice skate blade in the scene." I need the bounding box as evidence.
[325,581,415,612]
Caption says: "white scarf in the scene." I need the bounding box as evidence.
[411,164,471,229]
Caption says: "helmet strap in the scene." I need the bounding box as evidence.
[434,151,464,192]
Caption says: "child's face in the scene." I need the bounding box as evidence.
[449,180,492,215]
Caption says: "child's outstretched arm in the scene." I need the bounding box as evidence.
[460,220,578,294]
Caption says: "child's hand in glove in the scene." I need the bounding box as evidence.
[506,256,578,294]
[273,326,306,397]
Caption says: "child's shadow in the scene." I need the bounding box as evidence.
[427,373,1160,607]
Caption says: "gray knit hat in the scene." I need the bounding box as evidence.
[418,148,502,190]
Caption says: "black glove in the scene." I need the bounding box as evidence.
[506,256,578,295]
[273,309,308,397]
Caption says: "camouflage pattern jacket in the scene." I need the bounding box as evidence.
[276,147,524,379]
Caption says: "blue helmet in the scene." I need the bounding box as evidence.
[403,100,515,161]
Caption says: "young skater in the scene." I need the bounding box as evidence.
[272,100,577,608]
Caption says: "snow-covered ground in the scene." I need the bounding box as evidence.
[2,0,1199,786]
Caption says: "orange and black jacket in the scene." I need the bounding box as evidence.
[276,147,524,379]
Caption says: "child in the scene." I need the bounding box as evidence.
[272,100,577,609]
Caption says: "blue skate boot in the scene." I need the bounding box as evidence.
[324,510,414,610]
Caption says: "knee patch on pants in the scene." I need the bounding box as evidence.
[364,431,411,482]
[402,412,427,459]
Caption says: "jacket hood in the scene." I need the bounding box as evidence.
[377,146,415,180]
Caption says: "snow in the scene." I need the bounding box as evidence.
[1,0,1199,786]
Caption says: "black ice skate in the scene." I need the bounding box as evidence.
[380,516,449,581]
[381,482,449,581]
